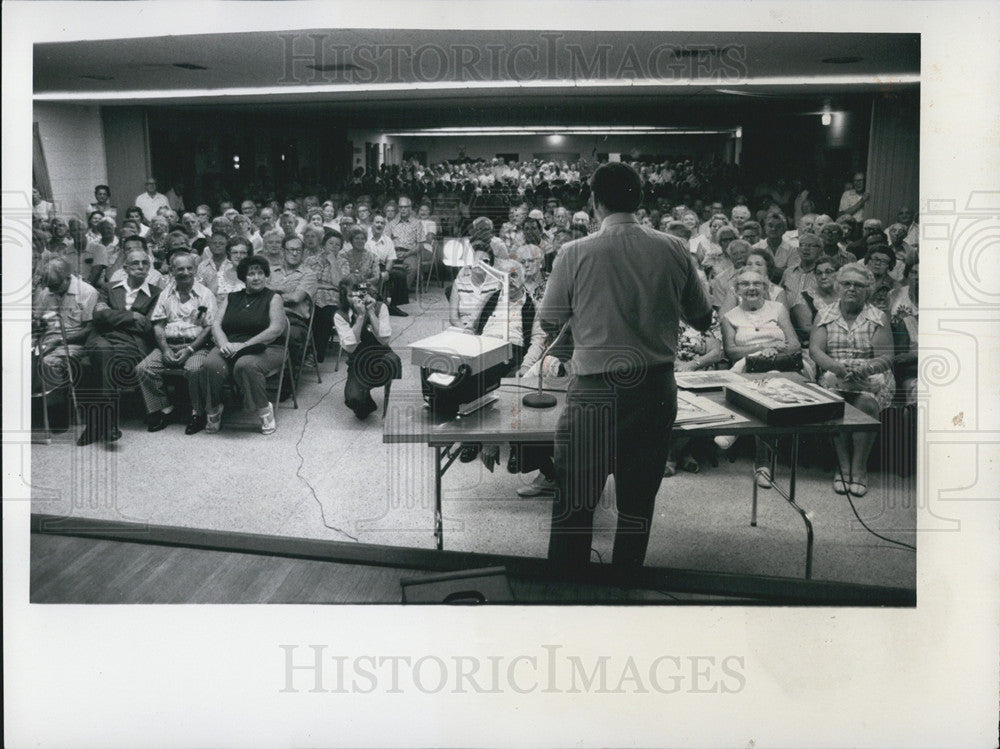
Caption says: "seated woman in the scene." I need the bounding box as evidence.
[716,267,805,485]
[719,247,789,315]
[337,226,381,291]
[333,277,402,419]
[216,236,252,297]
[709,238,751,309]
[862,243,899,314]
[720,268,803,377]
[810,262,896,496]
[800,255,842,321]
[304,230,343,363]
[201,255,288,435]
[665,311,724,477]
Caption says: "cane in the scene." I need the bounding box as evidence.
[53,308,80,429]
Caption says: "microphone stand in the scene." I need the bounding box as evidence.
[522,319,570,408]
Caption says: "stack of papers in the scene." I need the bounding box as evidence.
[675,391,743,428]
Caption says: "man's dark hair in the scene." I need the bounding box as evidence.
[122,234,148,252]
[589,162,642,213]
[95,184,110,194]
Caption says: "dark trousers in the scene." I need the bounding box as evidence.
[312,305,336,363]
[83,335,149,429]
[548,366,676,571]
[382,267,409,306]
[344,344,402,419]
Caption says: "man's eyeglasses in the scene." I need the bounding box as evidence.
[840,281,869,289]
[126,260,151,268]
[815,269,837,276]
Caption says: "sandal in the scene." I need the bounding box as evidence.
[833,478,848,495]
[848,481,868,497]
[663,460,678,477]
[205,404,223,434]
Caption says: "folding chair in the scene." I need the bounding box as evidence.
[418,237,441,296]
[298,300,322,385]
[266,322,298,414]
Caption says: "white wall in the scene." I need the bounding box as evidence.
[33,103,107,220]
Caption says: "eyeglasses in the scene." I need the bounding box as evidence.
[815,268,837,276]
[840,281,868,289]
[125,260,151,268]
[736,282,766,288]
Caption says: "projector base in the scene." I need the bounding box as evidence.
[522,391,558,409]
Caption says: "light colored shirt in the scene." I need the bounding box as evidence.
[33,275,99,341]
[150,281,217,341]
[365,235,396,268]
[267,264,318,320]
[388,216,426,251]
[333,303,391,350]
[135,191,171,222]
[111,276,153,310]
[195,256,235,299]
[540,213,711,375]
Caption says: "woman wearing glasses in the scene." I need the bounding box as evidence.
[716,267,804,485]
[810,262,896,497]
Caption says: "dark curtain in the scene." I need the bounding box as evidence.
[33,122,53,200]
[866,92,919,225]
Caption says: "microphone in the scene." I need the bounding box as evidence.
[522,319,570,408]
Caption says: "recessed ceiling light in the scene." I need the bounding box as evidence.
[79,74,114,81]
[822,56,863,64]
[173,63,207,70]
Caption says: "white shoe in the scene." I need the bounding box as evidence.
[205,404,223,433]
[755,467,772,488]
[516,475,557,497]
[259,403,276,435]
[714,434,737,450]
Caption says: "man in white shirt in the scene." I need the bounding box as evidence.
[135,178,170,223]
[839,172,870,221]
[366,214,407,316]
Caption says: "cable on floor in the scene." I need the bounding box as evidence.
[836,464,916,551]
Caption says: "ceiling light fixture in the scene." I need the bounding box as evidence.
[172,63,207,70]
[821,56,863,64]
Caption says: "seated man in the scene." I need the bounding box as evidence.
[32,257,99,403]
[135,251,217,434]
[78,248,162,445]
[267,235,317,366]
[366,213,408,315]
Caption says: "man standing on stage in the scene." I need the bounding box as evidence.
[538,162,713,571]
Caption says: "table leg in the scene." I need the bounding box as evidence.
[434,445,444,550]
[751,436,762,526]
[750,435,814,578]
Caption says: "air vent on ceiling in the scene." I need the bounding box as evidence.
[821,56,863,64]
[306,63,362,72]
[173,63,208,70]
[80,74,115,81]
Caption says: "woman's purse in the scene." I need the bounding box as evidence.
[745,350,803,373]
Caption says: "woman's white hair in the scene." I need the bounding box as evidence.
[836,261,875,288]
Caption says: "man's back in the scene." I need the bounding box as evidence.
[541,214,710,375]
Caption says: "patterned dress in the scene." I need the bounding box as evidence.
[815,303,896,411]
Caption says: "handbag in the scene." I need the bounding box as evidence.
[745,350,803,373]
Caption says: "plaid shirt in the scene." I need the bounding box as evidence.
[387,216,426,252]
[814,302,886,361]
